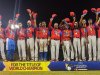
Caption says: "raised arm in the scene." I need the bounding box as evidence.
[48,14,57,30]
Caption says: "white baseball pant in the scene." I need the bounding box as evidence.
[70,42,74,59]
[51,40,60,60]
[39,39,48,52]
[88,36,96,61]
[98,38,100,60]
[17,40,26,60]
[27,38,34,60]
[62,40,71,61]
[35,38,39,61]
[81,37,87,60]
[0,39,6,60]
[73,38,81,60]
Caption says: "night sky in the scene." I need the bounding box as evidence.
[0,0,100,27]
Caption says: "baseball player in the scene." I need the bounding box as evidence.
[61,22,72,61]
[79,14,88,61]
[26,9,37,61]
[87,19,96,61]
[35,23,42,61]
[26,20,35,61]
[73,22,81,61]
[96,17,100,61]
[38,21,49,61]
[5,21,16,61]
[0,16,6,61]
[17,23,26,61]
[60,18,74,61]
[49,17,62,61]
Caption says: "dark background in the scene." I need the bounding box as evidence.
[0,0,100,60]
[0,0,100,27]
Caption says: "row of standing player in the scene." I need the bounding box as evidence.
[0,8,100,61]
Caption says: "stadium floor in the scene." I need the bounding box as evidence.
[0,71,100,75]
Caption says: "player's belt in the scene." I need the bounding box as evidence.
[18,38,25,40]
[40,37,47,39]
[63,38,70,40]
[74,37,80,38]
[52,39,60,40]
[88,34,95,36]
[27,37,33,39]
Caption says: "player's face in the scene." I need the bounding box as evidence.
[74,22,78,28]
[39,23,42,27]
[88,19,92,24]
[74,22,78,26]
[27,20,31,26]
[19,23,22,28]
[42,22,46,27]
[54,23,58,29]
[82,19,86,24]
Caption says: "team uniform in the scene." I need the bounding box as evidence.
[50,28,62,61]
[34,28,40,61]
[49,21,62,61]
[87,25,96,61]
[5,27,16,61]
[73,29,81,61]
[81,27,87,60]
[97,26,100,60]
[0,28,6,60]
[17,28,26,60]
[26,26,35,60]
[62,29,72,61]
[38,27,49,61]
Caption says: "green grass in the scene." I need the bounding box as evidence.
[0,71,100,75]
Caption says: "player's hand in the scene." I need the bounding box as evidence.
[50,18,53,22]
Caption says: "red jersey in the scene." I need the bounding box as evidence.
[51,29,61,40]
[98,27,100,38]
[62,29,72,40]
[87,25,96,36]
[26,26,34,38]
[73,29,80,38]
[39,27,49,39]
[81,28,87,37]
[5,27,15,39]
[0,28,5,39]
[17,28,26,39]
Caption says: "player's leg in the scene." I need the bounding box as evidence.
[55,40,60,61]
[43,39,48,61]
[21,40,26,61]
[66,41,71,61]
[29,38,35,61]
[81,38,86,61]
[7,39,12,61]
[78,38,81,61]
[35,38,39,61]
[63,41,67,61]
[51,40,55,61]
[0,39,6,61]
[98,38,100,61]
[17,40,22,61]
[39,39,44,61]
[88,36,92,61]
[92,36,96,61]
[73,38,78,61]
[70,42,74,60]
[26,39,29,60]
[10,39,15,61]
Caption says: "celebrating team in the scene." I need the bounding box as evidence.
[0,8,100,62]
